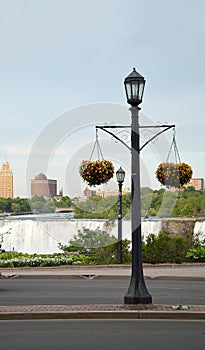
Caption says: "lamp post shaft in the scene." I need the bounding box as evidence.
[124,106,152,304]
[117,182,123,264]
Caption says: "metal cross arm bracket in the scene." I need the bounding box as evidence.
[96,124,175,152]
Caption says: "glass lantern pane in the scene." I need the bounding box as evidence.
[138,81,145,100]
[116,168,125,183]
[125,82,132,100]
[132,82,139,99]
[118,173,123,182]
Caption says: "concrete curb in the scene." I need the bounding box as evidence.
[0,304,205,320]
[1,263,205,269]
[1,274,205,281]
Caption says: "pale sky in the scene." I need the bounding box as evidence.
[0,0,205,197]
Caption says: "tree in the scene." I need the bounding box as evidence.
[69,228,117,250]
[181,203,195,217]
[45,200,56,213]
[5,199,12,212]
[74,195,117,219]
[11,203,20,213]
[54,196,72,208]
[58,228,131,264]
[12,198,30,212]
[29,195,47,213]
[0,198,7,212]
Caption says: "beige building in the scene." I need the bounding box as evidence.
[31,173,57,199]
[96,188,130,198]
[0,162,14,198]
[83,188,97,199]
[188,178,204,192]
[84,187,130,199]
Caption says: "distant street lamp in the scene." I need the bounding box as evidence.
[116,166,125,264]
[124,68,152,304]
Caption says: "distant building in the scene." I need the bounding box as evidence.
[0,162,14,198]
[83,188,97,200]
[31,173,57,199]
[83,187,130,199]
[187,178,204,192]
[96,188,130,198]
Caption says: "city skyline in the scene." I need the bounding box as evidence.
[0,1,205,197]
[0,160,204,199]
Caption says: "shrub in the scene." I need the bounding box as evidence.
[93,239,131,265]
[185,248,205,262]
[142,232,193,264]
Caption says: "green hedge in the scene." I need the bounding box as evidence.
[142,232,194,264]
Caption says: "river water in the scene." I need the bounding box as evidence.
[0,213,204,254]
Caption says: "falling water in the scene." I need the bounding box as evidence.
[194,221,205,241]
[0,214,111,254]
[1,214,204,254]
[0,214,164,254]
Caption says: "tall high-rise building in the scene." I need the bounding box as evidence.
[31,173,57,199]
[0,162,14,198]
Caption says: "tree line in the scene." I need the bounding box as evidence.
[0,195,72,214]
[0,186,205,218]
[74,186,205,219]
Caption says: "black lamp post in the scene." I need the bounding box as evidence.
[124,68,152,304]
[116,166,125,264]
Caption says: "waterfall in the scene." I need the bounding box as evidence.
[141,219,162,241]
[0,215,203,254]
[0,216,114,254]
[194,221,205,241]
[0,214,164,254]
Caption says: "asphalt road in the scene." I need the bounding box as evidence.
[0,320,204,350]
[0,278,204,306]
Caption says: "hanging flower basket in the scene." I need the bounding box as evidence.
[79,160,114,186]
[155,162,192,188]
[178,163,193,187]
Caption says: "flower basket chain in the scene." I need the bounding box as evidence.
[79,129,114,186]
[155,132,192,188]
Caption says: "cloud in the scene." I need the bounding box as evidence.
[0,145,30,157]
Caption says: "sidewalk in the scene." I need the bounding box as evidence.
[0,264,205,320]
[1,263,205,280]
[0,304,205,320]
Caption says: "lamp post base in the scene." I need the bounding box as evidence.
[124,295,152,305]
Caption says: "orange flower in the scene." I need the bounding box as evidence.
[156,162,192,188]
[79,160,114,186]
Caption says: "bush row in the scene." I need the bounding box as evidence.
[143,232,205,263]
[142,232,194,264]
[0,232,204,266]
